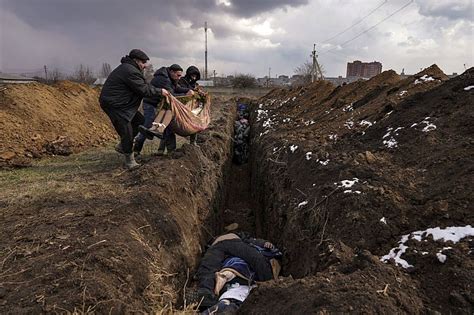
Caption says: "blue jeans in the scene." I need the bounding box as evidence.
[133,102,157,153]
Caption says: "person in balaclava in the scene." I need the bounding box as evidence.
[178,66,202,146]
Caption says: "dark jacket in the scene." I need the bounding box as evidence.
[143,66,190,106]
[99,56,161,121]
[178,66,200,89]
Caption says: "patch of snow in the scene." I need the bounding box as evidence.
[259,130,269,137]
[344,120,354,129]
[399,90,408,97]
[381,225,474,268]
[385,110,394,117]
[256,109,268,122]
[344,190,361,194]
[328,134,338,140]
[436,252,447,263]
[410,123,418,128]
[380,217,387,224]
[289,145,298,153]
[383,137,398,148]
[414,74,437,85]
[291,96,296,101]
[464,85,474,91]
[335,178,359,188]
[342,104,353,112]
[359,120,373,127]
[262,118,273,128]
[421,251,429,255]
[258,103,263,109]
[305,152,312,160]
[298,201,308,208]
[422,123,436,132]
[319,159,330,165]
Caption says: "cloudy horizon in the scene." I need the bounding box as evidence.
[1,0,473,79]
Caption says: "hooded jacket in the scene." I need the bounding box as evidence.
[99,56,161,121]
[178,66,201,89]
[143,66,191,107]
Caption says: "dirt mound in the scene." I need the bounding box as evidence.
[0,81,116,167]
[247,66,473,313]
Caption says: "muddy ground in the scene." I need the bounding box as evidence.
[1,68,473,314]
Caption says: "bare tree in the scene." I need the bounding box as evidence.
[293,60,325,86]
[49,68,64,83]
[70,64,95,84]
[144,64,155,83]
[99,62,112,78]
[231,73,257,88]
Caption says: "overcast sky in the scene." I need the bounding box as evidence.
[0,0,472,78]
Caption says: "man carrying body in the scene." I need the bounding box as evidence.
[134,64,194,156]
[99,49,169,169]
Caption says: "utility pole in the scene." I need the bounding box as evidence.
[213,70,216,85]
[204,21,208,80]
[44,65,48,82]
[267,67,271,87]
[311,44,324,82]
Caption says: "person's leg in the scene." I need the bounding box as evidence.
[102,108,139,168]
[166,131,176,152]
[190,133,198,146]
[134,104,155,154]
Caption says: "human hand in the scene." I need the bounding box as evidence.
[264,242,274,249]
[161,89,170,96]
[186,90,195,96]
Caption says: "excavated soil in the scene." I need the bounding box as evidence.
[1,66,473,314]
[241,65,473,314]
[0,81,116,168]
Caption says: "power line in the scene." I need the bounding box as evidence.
[322,0,389,43]
[323,0,414,54]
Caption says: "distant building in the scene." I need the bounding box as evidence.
[346,60,382,78]
[0,73,38,84]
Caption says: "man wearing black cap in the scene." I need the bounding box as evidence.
[133,64,194,156]
[99,49,169,169]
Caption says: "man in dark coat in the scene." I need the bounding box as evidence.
[133,64,194,156]
[99,49,168,169]
[179,66,201,146]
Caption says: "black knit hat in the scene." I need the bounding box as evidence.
[169,64,183,72]
[129,49,149,61]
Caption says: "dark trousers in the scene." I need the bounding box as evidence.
[134,102,157,153]
[158,127,177,152]
[196,239,273,293]
[102,108,144,154]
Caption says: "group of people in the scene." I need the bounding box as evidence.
[190,231,282,314]
[99,49,203,169]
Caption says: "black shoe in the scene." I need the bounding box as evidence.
[184,288,218,310]
[138,125,163,140]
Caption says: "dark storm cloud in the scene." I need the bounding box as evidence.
[222,0,309,17]
[1,0,307,35]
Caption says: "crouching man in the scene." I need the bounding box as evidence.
[99,49,169,169]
